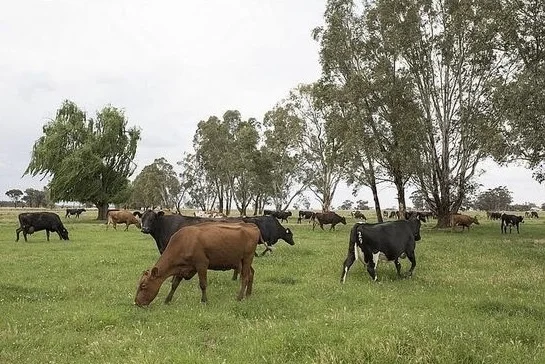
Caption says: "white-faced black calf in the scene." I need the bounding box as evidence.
[501,214,524,234]
[16,212,69,242]
[341,219,421,282]
[135,222,260,306]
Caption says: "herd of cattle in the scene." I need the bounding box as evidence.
[12,207,536,306]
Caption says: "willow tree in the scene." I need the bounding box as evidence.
[25,100,141,219]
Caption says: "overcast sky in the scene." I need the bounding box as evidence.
[1,0,543,209]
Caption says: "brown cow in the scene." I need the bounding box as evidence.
[312,212,347,231]
[135,222,260,306]
[107,210,142,231]
[451,214,479,232]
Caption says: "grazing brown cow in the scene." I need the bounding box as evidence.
[135,222,261,306]
[107,210,142,231]
[451,214,479,232]
[312,212,347,231]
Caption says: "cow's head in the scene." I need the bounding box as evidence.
[340,216,347,225]
[472,216,480,225]
[135,267,163,307]
[409,218,422,241]
[59,226,69,240]
[518,216,525,223]
[283,228,295,245]
[140,210,164,234]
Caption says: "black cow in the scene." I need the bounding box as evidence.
[271,211,292,223]
[313,212,347,231]
[263,209,274,216]
[531,211,539,219]
[65,208,86,218]
[352,211,367,220]
[501,214,524,234]
[340,218,422,282]
[16,212,69,242]
[140,211,294,255]
[297,210,315,224]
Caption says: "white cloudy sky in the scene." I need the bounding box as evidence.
[1,0,543,209]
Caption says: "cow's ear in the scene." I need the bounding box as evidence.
[157,211,165,217]
[151,267,159,278]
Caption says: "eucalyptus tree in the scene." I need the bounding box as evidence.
[261,105,307,211]
[283,83,351,212]
[22,188,48,208]
[130,158,181,209]
[490,0,545,182]
[179,153,217,212]
[5,189,23,208]
[315,0,508,226]
[25,100,140,219]
[314,0,425,220]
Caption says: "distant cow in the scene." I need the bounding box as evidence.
[388,211,398,219]
[135,222,260,306]
[531,211,539,219]
[341,218,422,282]
[16,212,69,242]
[488,212,502,220]
[269,211,292,223]
[107,210,142,231]
[313,212,347,231]
[352,211,367,220]
[501,214,524,234]
[451,214,480,232]
[65,208,86,218]
[297,210,315,224]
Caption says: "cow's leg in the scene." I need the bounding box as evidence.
[232,262,241,281]
[340,243,358,283]
[394,258,402,278]
[197,267,208,303]
[164,275,183,304]
[124,223,129,231]
[46,230,50,241]
[260,244,272,256]
[237,258,252,301]
[15,227,23,242]
[516,223,520,234]
[366,253,378,281]
[246,266,255,296]
[405,250,416,277]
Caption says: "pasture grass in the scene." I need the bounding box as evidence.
[0,208,544,363]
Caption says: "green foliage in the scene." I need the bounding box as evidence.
[5,189,23,207]
[1,210,545,363]
[21,188,48,208]
[130,158,181,209]
[24,100,141,218]
[474,186,513,211]
[339,199,353,210]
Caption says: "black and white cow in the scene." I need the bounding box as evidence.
[500,214,524,234]
[340,218,422,282]
[297,210,315,224]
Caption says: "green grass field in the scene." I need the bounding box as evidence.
[0,208,544,363]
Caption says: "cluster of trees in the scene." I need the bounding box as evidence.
[5,188,51,208]
[23,1,545,226]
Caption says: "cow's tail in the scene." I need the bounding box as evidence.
[341,224,360,284]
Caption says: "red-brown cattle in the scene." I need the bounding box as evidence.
[107,210,142,231]
[451,214,479,232]
[135,222,261,306]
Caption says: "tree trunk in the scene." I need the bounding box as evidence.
[394,175,407,220]
[370,183,383,223]
[96,202,109,220]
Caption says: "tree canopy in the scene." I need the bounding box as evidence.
[25,100,141,219]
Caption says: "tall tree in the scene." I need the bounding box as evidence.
[316,0,508,227]
[490,0,545,183]
[5,189,23,208]
[314,0,426,221]
[283,83,350,212]
[179,153,217,212]
[25,100,141,219]
[262,105,307,211]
